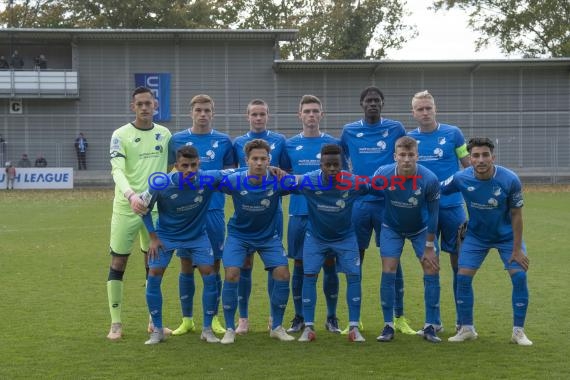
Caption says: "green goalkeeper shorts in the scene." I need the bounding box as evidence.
[109,210,156,255]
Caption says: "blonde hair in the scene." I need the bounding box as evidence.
[412,90,435,108]
[190,94,214,111]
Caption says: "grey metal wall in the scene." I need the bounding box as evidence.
[1,38,569,183]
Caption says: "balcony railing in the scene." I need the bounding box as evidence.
[0,69,79,98]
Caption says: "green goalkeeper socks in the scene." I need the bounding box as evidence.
[107,280,123,323]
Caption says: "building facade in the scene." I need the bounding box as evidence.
[1,29,569,182]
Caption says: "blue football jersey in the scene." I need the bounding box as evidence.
[295,170,369,242]
[168,129,235,210]
[441,165,524,243]
[285,132,343,216]
[233,130,288,168]
[220,171,290,242]
[373,163,440,234]
[340,118,406,201]
[142,169,226,242]
[408,123,467,208]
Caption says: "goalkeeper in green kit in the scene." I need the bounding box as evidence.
[106,86,172,340]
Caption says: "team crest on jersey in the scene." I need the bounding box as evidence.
[260,199,271,207]
[240,190,248,196]
[382,130,389,138]
[170,194,178,200]
[194,195,203,203]
[434,148,443,157]
[336,200,346,209]
[376,140,387,150]
[155,145,163,152]
[206,150,215,160]
[467,186,475,191]
[356,132,364,138]
[212,140,219,148]
[270,143,276,150]
[296,145,303,151]
[493,186,502,196]
[408,197,418,206]
[185,142,194,146]
[110,137,120,151]
[316,153,321,159]
[488,198,498,207]
[438,137,446,145]
[135,138,141,143]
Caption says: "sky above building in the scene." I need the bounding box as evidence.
[387,0,519,60]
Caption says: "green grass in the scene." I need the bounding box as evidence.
[1,187,569,379]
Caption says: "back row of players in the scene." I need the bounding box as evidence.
[105,86,532,346]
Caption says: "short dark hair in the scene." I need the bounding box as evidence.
[299,95,322,111]
[467,137,495,153]
[244,139,270,158]
[176,145,199,161]
[360,86,384,104]
[132,86,154,99]
[247,99,269,114]
[320,144,341,156]
[395,136,418,150]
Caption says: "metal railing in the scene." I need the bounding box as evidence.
[0,69,79,98]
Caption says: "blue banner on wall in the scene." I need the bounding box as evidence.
[134,73,171,122]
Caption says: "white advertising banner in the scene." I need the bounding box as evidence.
[1,167,74,189]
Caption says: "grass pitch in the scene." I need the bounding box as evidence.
[1,187,569,379]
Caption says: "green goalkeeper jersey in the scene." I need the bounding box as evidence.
[110,122,171,213]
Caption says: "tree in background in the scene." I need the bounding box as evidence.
[433,0,570,57]
[0,0,414,59]
[238,0,415,59]
[0,0,244,28]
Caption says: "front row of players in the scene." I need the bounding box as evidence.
[140,136,532,346]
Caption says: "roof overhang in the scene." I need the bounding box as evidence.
[0,28,298,42]
[273,59,570,73]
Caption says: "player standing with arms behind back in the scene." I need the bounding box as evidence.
[232,99,288,333]
[408,90,470,334]
[283,95,343,334]
[340,86,411,335]
[167,94,235,336]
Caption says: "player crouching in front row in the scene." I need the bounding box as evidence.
[141,146,233,344]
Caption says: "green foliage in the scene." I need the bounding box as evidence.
[238,0,415,59]
[433,0,570,57]
[0,188,569,378]
[0,0,243,28]
[0,0,415,59]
